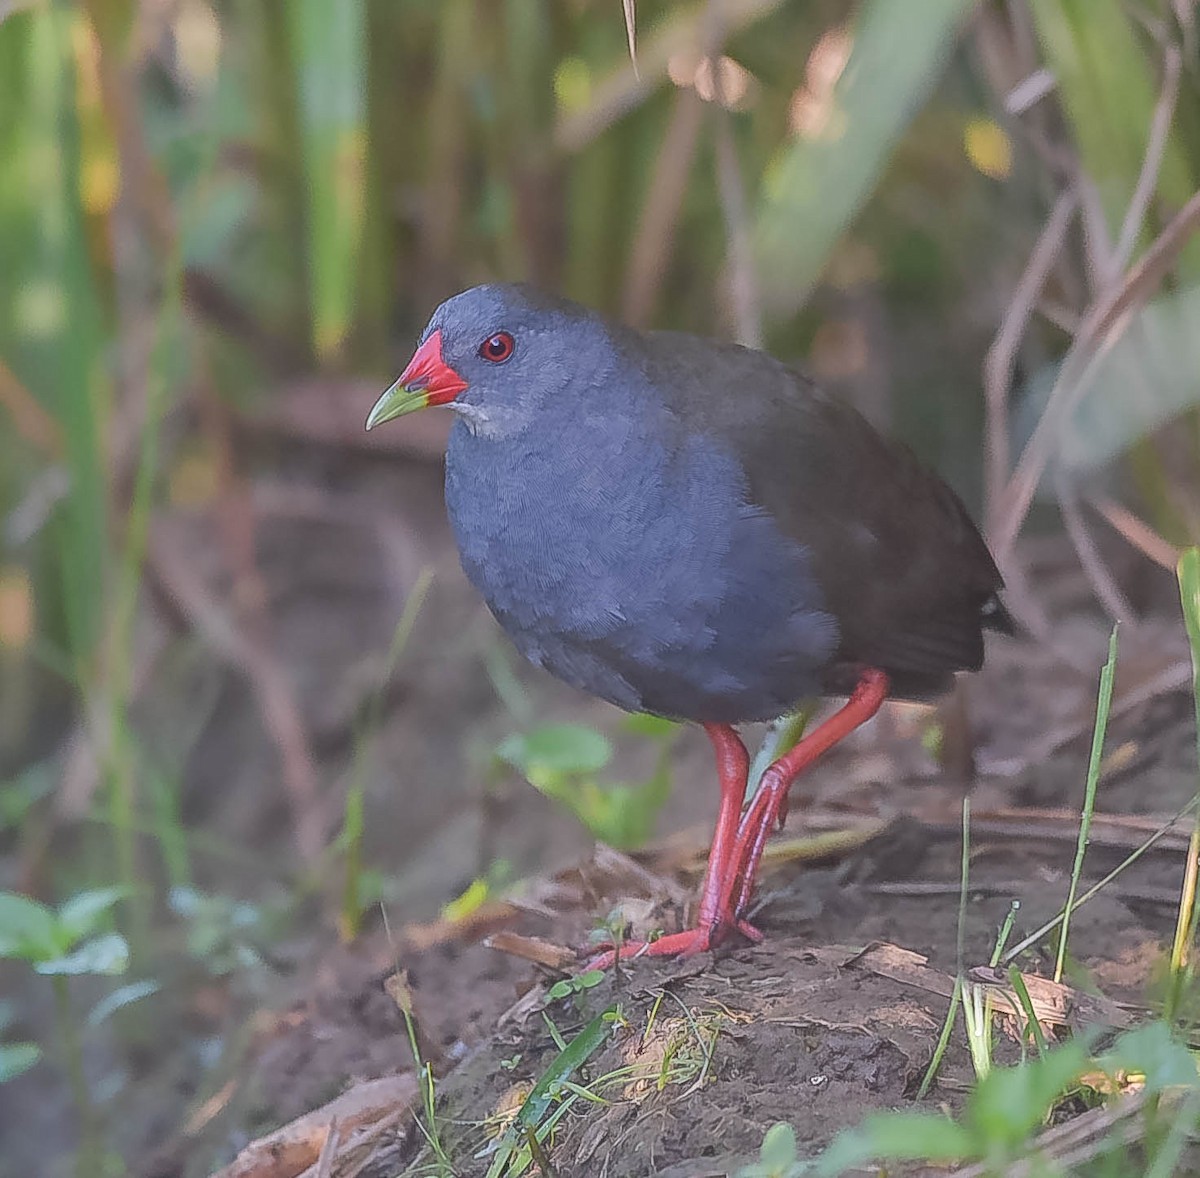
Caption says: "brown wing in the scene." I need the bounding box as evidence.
[640,331,1007,700]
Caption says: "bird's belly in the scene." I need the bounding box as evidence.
[501,618,829,724]
[445,423,838,723]
[454,512,837,723]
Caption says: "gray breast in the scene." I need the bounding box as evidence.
[444,414,838,722]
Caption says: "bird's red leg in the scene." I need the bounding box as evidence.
[585,672,888,969]
[695,723,752,929]
[585,723,749,969]
[727,669,890,923]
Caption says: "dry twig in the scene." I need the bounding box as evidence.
[702,0,763,349]
[1088,494,1181,572]
[985,37,1196,618]
[1109,45,1182,282]
[212,1074,417,1178]
[983,186,1078,539]
[198,383,327,858]
[994,187,1200,563]
[1056,470,1135,621]
[622,88,706,327]
[147,521,326,858]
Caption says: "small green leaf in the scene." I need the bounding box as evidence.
[57,886,129,944]
[760,1121,799,1168]
[499,725,612,778]
[1098,1021,1200,1094]
[575,765,672,850]
[965,1039,1090,1149]
[546,979,573,1000]
[87,980,160,1028]
[486,1010,611,1178]
[921,720,944,760]
[36,933,129,977]
[623,714,678,739]
[817,1111,975,1175]
[441,877,490,924]
[0,1043,42,1083]
[499,723,674,850]
[167,886,202,919]
[575,969,604,990]
[0,892,61,962]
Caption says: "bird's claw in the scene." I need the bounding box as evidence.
[774,793,789,831]
[582,914,762,971]
[583,927,713,971]
[735,916,764,943]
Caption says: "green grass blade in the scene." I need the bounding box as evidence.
[1006,966,1048,1058]
[956,796,969,976]
[989,899,1020,968]
[288,0,367,363]
[1166,548,1200,1023]
[339,569,433,937]
[25,5,109,672]
[144,763,191,891]
[1054,625,1119,983]
[1145,1090,1200,1178]
[916,973,962,1100]
[747,707,811,803]
[1030,0,1200,278]
[487,1010,611,1178]
[755,0,976,315]
[1002,794,1200,966]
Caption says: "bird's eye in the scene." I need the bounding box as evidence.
[478,332,515,363]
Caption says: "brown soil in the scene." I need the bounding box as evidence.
[11,415,1194,1178]
[219,620,1196,1177]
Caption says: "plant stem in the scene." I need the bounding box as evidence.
[1055,625,1118,983]
[1166,549,1200,1022]
[746,707,812,803]
[53,976,101,1177]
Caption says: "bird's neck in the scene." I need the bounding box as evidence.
[446,386,666,512]
[443,387,672,606]
[449,400,531,440]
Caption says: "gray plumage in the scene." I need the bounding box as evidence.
[419,284,1007,723]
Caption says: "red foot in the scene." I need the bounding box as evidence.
[580,671,890,974]
[583,917,762,971]
[728,668,890,920]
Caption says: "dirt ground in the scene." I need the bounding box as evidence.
[209,606,1196,1177]
[160,411,1197,1176]
[8,397,1196,1178]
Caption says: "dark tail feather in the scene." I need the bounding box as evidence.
[981,592,1014,635]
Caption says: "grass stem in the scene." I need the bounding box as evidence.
[1166,549,1200,1023]
[1054,625,1119,983]
[54,976,100,1178]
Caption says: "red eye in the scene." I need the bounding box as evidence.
[478,331,515,363]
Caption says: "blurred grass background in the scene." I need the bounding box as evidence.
[1,0,1200,1173]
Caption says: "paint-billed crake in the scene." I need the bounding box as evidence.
[367,284,1009,965]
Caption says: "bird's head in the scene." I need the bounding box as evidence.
[366,284,612,438]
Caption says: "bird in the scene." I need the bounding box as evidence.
[366,283,1010,966]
